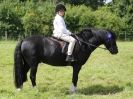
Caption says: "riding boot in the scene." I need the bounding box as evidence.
[66,55,76,62]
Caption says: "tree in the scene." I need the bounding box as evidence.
[66,0,105,10]
[112,0,133,31]
[0,0,24,39]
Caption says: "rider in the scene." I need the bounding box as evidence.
[52,4,76,62]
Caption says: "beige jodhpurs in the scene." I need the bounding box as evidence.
[53,33,76,55]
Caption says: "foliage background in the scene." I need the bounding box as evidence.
[0,0,132,40]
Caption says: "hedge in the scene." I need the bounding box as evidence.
[0,0,132,40]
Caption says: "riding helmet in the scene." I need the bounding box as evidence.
[55,4,66,13]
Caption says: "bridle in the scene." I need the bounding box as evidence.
[74,34,108,50]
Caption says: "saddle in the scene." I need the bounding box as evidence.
[50,37,69,54]
[50,35,81,54]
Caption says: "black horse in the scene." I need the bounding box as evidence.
[14,28,118,92]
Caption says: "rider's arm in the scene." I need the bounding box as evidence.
[54,15,72,35]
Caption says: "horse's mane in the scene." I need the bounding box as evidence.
[79,28,116,41]
[79,28,93,36]
[78,28,94,41]
[80,28,107,36]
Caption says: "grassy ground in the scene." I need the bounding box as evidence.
[0,41,133,99]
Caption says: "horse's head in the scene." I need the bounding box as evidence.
[103,31,118,54]
[79,28,118,54]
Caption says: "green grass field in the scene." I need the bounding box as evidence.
[0,41,133,99]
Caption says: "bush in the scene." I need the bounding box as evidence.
[38,2,54,36]
[0,0,132,40]
[22,1,42,36]
[0,0,24,39]
[65,5,96,33]
[94,6,126,35]
[22,1,54,36]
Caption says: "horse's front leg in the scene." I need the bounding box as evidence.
[70,65,81,93]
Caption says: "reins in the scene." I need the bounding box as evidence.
[74,34,107,50]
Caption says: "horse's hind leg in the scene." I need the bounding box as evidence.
[30,65,38,87]
[23,62,30,82]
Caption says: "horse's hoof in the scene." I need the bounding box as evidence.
[33,86,37,89]
[17,88,21,91]
[69,90,76,94]
[69,84,77,94]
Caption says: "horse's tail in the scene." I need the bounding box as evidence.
[13,40,25,89]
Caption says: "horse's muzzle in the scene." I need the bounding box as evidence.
[109,47,118,54]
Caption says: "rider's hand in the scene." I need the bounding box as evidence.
[71,33,75,36]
